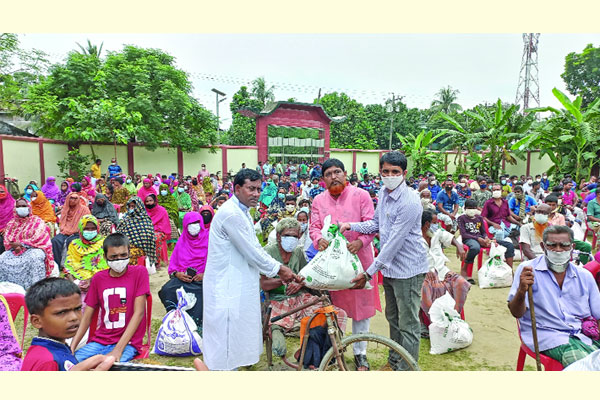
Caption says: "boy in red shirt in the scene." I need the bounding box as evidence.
[70,233,150,362]
[22,277,115,371]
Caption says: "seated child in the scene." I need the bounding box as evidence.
[21,277,115,371]
[70,233,150,362]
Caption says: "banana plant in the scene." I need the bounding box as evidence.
[512,88,600,185]
[397,129,446,176]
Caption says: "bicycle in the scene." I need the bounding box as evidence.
[263,292,420,371]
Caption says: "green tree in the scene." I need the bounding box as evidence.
[512,88,600,184]
[0,33,48,113]
[251,76,275,106]
[562,44,600,108]
[224,85,262,146]
[23,45,217,153]
[430,86,463,114]
[76,39,104,58]
[317,92,376,149]
[398,130,446,176]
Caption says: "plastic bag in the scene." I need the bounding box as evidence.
[428,293,473,355]
[478,242,513,289]
[152,287,202,357]
[298,218,368,291]
[0,281,26,295]
[146,257,156,275]
[564,349,600,371]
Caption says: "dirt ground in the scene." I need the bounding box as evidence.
[15,248,539,371]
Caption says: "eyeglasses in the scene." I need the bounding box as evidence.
[324,169,344,179]
[544,242,572,250]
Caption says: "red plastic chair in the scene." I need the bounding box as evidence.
[583,260,600,289]
[3,292,28,347]
[584,218,598,250]
[461,244,490,278]
[515,321,563,371]
[88,294,153,360]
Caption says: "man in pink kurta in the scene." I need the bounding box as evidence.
[309,159,381,370]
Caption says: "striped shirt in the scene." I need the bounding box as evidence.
[351,181,428,279]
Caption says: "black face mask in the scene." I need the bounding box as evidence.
[145,203,156,210]
[202,213,213,225]
[192,180,198,185]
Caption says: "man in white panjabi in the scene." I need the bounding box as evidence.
[203,168,299,371]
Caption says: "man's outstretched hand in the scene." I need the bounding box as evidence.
[338,223,351,234]
[278,265,304,284]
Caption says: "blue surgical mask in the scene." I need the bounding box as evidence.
[178,187,185,193]
[25,189,33,195]
[278,193,285,199]
[281,236,299,252]
[128,209,135,214]
[82,230,98,241]
[501,180,506,185]
[430,223,439,232]
[160,190,168,196]
[300,222,308,232]
[126,179,132,184]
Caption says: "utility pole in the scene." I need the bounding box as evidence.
[388,93,397,150]
[515,33,541,113]
[212,88,227,142]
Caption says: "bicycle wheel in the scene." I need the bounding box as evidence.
[318,333,420,371]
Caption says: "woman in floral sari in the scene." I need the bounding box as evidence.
[64,215,108,299]
[0,198,54,289]
[173,183,192,228]
[0,184,16,254]
[116,197,156,267]
[56,181,71,207]
[0,295,22,371]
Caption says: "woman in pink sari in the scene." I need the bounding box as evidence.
[0,184,16,254]
[143,194,171,267]
[0,294,22,371]
[158,209,212,331]
[137,178,156,200]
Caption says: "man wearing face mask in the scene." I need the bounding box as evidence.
[280,195,298,219]
[436,178,459,232]
[70,233,150,362]
[310,158,379,371]
[520,204,552,260]
[508,225,600,368]
[203,169,300,371]
[339,151,428,371]
[427,176,441,200]
[540,173,551,191]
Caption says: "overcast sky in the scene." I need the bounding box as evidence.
[17,33,600,128]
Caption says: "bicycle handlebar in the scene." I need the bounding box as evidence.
[269,294,329,324]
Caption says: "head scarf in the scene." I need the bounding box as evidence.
[124,176,137,195]
[137,178,156,201]
[168,211,211,275]
[157,183,178,222]
[81,177,96,200]
[0,185,15,231]
[202,177,213,195]
[66,177,74,184]
[259,180,278,207]
[30,191,57,223]
[41,177,60,203]
[4,199,54,275]
[0,295,23,371]
[173,186,192,210]
[144,194,171,236]
[59,192,91,235]
[188,187,200,211]
[91,193,118,225]
[64,215,108,280]
[95,178,108,196]
[23,184,39,202]
[71,182,82,193]
[57,180,71,206]
[116,197,157,265]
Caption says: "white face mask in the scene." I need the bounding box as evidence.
[16,207,30,217]
[545,248,572,272]
[108,258,129,274]
[280,236,300,252]
[527,179,533,185]
[534,214,549,225]
[187,223,201,236]
[382,175,404,190]
[492,190,502,199]
[285,205,296,213]
[421,198,431,206]
[465,209,480,218]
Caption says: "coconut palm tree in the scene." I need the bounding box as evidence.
[431,86,463,114]
[76,40,103,58]
[251,77,275,106]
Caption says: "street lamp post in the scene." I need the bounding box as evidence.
[212,88,227,141]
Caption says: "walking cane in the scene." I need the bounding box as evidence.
[527,286,542,371]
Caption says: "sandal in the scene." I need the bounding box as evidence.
[354,354,370,371]
[467,278,475,284]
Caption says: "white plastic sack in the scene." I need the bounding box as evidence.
[298,216,369,290]
[478,242,513,289]
[571,220,585,242]
[152,287,202,357]
[0,281,26,295]
[146,257,156,275]
[49,261,60,278]
[564,349,600,371]
[428,293,473,355]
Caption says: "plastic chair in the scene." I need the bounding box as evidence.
[461,244,490,278]
[583,260,600,289]
[88,294,153,360]
[3,292,28,346]
[584,217,598,250]
[515,320,563,371]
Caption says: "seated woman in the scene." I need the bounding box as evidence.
[116,197,156,267]
[124,176,137,196]
[41,176,60,205]
[420,210,470,331]
[52,193,90,268]
[158,184,180,244]
[81,177,96,204]
[143,194,171,267]
[296,209,312,261]
[110,177,131,210]
[260,218,348,357]
[94,178,109,198]
[56,180,71,208]
[0,294,22,371]
[159,210,212,332]
[0,185,16,254]
[173,183,192,227]
[0,198,54,289]
[136,178,156,202]
[64,215,108,299]
[23,183,39,202]
[30,191,57,237]
[91,194,119,236]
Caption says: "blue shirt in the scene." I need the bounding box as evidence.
[540,178,550,191]
[107,164,122,179]
[428,184,442,200]
[351,182,428,279]
[23,337,79,371]
[508,195,537,216]
[436,190,459,213]
[508,257,600,352]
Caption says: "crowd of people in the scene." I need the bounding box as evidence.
[0,152,599,371]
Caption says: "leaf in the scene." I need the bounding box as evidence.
[552,87,582,123]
